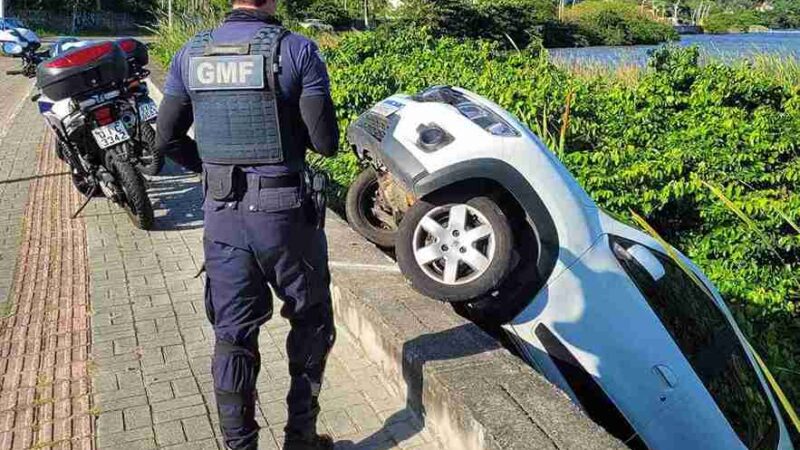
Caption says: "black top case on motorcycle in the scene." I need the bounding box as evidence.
[117,38,149,76]
[36,41,128,102]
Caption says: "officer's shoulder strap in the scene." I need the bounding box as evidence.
[187,29,214,57]
[250,24,290,93]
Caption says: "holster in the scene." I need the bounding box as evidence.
[304,168,328,229]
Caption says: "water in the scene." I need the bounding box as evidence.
[548,31,800,67]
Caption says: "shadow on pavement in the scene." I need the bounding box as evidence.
[338,323,501,449]
[148,161,204,231]
[0,171,70,185]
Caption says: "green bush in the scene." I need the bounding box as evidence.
[562,0,679,46]
[154,25,800,408]
[394,0,554,49]
[300,0,352,28]
[703,10,766,33]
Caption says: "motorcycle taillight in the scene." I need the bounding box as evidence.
[93,106,114,126]
[44,41,114,69]
[117,39,137,54]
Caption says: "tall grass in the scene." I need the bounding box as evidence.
[746,54,800,87]
[148,8,223,66]
[557,52,800,89]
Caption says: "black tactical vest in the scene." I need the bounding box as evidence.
[185,25,289,165]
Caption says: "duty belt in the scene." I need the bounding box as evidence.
[259,175,302,189]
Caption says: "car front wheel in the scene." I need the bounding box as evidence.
[396,192,513,302]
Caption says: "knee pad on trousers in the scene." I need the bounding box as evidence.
[214,340,260,431]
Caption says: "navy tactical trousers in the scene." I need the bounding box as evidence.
[202,173,335,450]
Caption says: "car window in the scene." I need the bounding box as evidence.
[611,236,778,450]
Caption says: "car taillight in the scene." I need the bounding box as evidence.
[45,42,114,69]
[117,39,137,54]
[93,106,114,126]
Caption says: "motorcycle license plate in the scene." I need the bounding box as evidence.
[92,121,130,149]
[138,99,158,122]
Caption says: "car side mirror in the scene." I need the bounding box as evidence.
[626,244,666,281]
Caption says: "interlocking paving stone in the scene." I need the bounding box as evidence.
[0,58,93,449]
[0,58,40,309]
[85,157,444,449]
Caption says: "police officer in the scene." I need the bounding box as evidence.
[156,0,339,449]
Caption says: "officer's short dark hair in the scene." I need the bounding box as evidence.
[233,0,268,6]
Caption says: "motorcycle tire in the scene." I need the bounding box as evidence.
[112,158,154,230]
[395,192,514,303]
[136,123,164,176]
[345,168,397,249]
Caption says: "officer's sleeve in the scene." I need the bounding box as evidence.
[156,47,203,173]
[156,95,202,173]
[163,46,189,99]
[298,42,339,157]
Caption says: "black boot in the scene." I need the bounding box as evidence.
[282,433,334,450]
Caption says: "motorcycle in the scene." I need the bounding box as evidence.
[26,40,155,230]
[49,37,165,176]
[0,26,47,77]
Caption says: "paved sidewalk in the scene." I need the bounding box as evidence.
[85,162,442,450]
[0,59,40,307]
[0,102,93,449]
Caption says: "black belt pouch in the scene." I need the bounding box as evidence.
[205,165,237,201]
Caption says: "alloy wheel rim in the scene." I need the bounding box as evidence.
[412,203,495,286]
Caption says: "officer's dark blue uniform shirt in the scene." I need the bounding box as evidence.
[163,14,331,176]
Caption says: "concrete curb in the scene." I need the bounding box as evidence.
[146,69,624,450]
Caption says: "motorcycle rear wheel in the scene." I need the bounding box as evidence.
[136,123,164,176]
[112,158,154,230]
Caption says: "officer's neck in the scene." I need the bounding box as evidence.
[226,7,279,24]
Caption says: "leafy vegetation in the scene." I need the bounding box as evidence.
[703,9,767,32]
[391,0,679,48]
[5,0,154,15]
[560,0,679,45]
[154,20,800,409]
[394,0,557,48]
[678,0,800,32]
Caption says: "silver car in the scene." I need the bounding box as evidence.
[345,86,797,449]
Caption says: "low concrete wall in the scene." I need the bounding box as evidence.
[325,214,624,449]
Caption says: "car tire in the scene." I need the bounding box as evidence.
[345,168,397,248]
[396,192,514,302]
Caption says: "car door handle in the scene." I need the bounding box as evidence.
[653,364,678,389]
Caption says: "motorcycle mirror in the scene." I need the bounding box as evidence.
[2,42,24,56]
